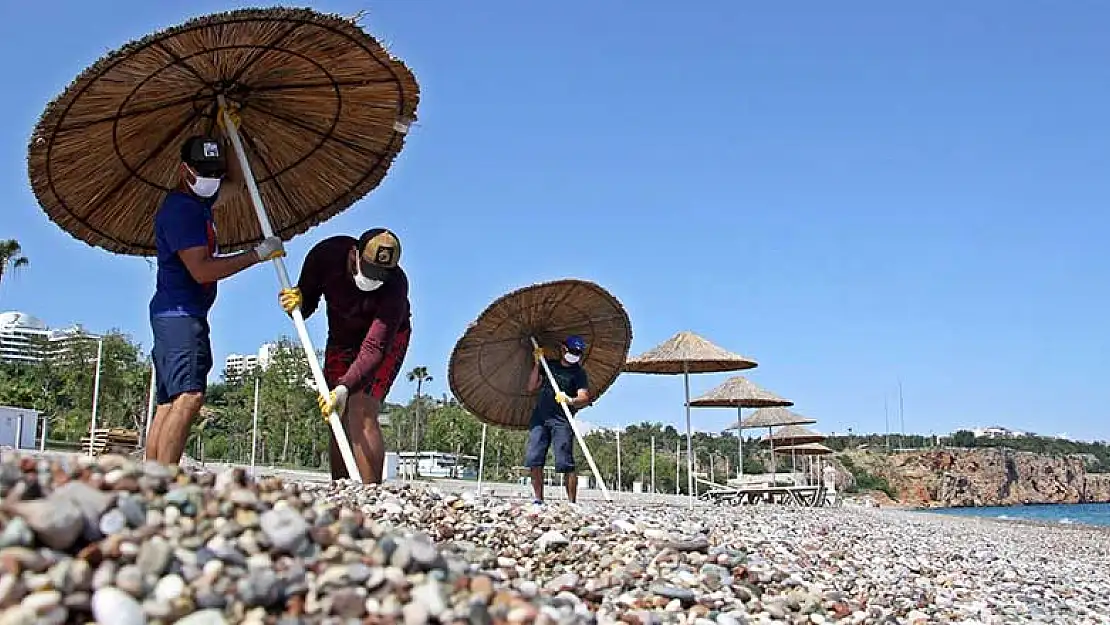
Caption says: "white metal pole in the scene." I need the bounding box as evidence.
[683,362,694,508]
[250,376,260,477]
[529,337,610,500]
[650,435,656,494]
[218,98,361,482]
[675,439,680,495]
[143,365,156,458]
[87,337,104,457]
[737,406,744,479]
[615,429,622,494]
[477,424,488,496]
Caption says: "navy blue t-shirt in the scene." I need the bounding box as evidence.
[149,191,220,318]
[531,359,589,424]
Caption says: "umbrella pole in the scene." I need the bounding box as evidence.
[529,337,611,500]
[684,362,694,509]
[250,376,260,478]
[737,406,744,480]
[477,423,488,496]
[218,98,361,483]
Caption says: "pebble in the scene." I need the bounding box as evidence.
[0,454,1106,624]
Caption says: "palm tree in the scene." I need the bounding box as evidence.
[0,239,29,298]
[406,366,433,475]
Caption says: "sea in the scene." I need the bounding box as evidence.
[920,502,1110,527]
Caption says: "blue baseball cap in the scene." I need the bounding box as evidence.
[564,335,586,354]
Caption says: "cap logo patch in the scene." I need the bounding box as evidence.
[376,247,394,264]
[202,142,219,158]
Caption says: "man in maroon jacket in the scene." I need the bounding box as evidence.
[278,228,411,483]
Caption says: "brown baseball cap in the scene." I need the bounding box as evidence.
[357,228,402,281]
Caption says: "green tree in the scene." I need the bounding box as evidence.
[0,239,29,298]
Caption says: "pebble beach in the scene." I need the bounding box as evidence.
[0,455,1108,625]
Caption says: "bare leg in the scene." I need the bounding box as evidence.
[565,471,578,503]
[530,467,545,502]
[345,392,385,483]
[153,392,204,465]
[146,403,172,462]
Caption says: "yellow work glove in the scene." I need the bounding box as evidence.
[279,287,302,314]
[318,385,349,419]
[533,345,546,363]
[555,391,570,405]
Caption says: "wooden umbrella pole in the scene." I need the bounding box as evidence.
[218,96,361,482]
[530,337,611,500]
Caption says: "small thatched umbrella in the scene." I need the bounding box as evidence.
[623,331,757,507]
[741,407,816,483]
[689,375,793,479]
[762,424,826,447]
[449,279,634,501]
[772,442,833,487]
[26,7,420,481]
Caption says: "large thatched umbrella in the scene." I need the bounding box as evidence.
[26,8,420,481]
[449,279,634,500]
[689,375,793,479]
[740,407,816,483]
[623,331,757,506]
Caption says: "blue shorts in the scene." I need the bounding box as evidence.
[151,315,213,405]
[525,415,576,473]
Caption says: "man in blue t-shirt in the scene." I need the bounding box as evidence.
[524,335,591,506]
[146,135,285,466]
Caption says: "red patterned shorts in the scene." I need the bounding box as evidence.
[324,326,411,400]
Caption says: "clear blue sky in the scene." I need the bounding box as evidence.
[2,1,1109,441]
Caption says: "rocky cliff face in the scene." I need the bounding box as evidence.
[838,448,1110,508]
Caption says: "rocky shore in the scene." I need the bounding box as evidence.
[0,454,1108,624]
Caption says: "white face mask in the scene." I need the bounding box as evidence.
[564,352,581,364]
[188,176,221,198]
[353,274,384,292]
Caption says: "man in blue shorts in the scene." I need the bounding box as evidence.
[146,135,284,465]
[525,335,590,506]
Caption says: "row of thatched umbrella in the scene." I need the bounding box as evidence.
[623,331,831,505]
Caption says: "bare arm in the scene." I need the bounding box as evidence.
[178,246,259,284]
[527,361,542,393]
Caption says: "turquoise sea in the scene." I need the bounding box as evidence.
[921,502,1110,527]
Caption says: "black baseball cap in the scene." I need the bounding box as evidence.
[357,228,402,281]
[180,136,227,178]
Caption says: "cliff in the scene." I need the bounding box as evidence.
[834,448,1110,508]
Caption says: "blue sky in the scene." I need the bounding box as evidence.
[3,1,1109,440]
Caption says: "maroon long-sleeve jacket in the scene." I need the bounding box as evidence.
[296,236,411,389]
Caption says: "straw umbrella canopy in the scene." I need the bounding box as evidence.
[27,7,420,256]
[771,442,832,456]
[689,375,793,479]
[762,424,826,447]
[623,331,757,506]
[448,279,633,499]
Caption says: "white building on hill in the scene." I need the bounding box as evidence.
[224,343,277,382]
[971,426,1032,439]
